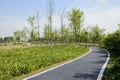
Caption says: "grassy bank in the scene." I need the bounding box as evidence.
[103,51,120,80]
[0,45,89,80]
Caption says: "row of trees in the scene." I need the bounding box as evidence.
[0,26,105,47]
[13,8,104,44]
[0,37,14,43]
[0,0,105,47]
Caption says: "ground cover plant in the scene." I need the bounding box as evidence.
[0,45,89,80]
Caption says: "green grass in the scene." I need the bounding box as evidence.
[0,45,89,80]
[103,51,120,80]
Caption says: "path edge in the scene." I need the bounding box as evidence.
[97,49,110,80]
[22,48,92,80]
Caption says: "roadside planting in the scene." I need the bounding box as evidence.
[0,45,89,80]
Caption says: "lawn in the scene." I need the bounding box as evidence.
[0,45,89,80]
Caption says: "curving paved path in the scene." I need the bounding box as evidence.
[23,47,110,80]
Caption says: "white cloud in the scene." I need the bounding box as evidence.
[87,0,108,3]
[0,21,29,37]
[85,7,120,33]
[98,0,108,3]
[0,15,30,37]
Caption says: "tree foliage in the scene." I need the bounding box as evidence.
[4,36,14,43]
[14,27,29,43]
[90,25,105,44]
[44,24,51,41]
[103,30,120,54]
[14,30,21,43]
[27,16,36,42]
[80,28,88,42]
[0,37,4,43]
[68,8,84,42]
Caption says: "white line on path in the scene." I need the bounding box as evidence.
[22,48,92,80]
[97,49,110,80]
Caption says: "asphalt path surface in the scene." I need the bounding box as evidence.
[24,47,109,80]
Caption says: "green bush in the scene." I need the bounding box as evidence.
[103,29,120,80]
[103,30,120,54]
[110,57,120,80]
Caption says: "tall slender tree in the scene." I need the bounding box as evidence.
[36,11,40,39]
[27,16,36,42]
[60,9,66,44]
[47,0,54,48]
[21,27,29,42]
[44,24,50,41]
[68,8,84,47]
[14,30,21,43]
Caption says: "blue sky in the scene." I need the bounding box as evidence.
[0,0,120,37]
